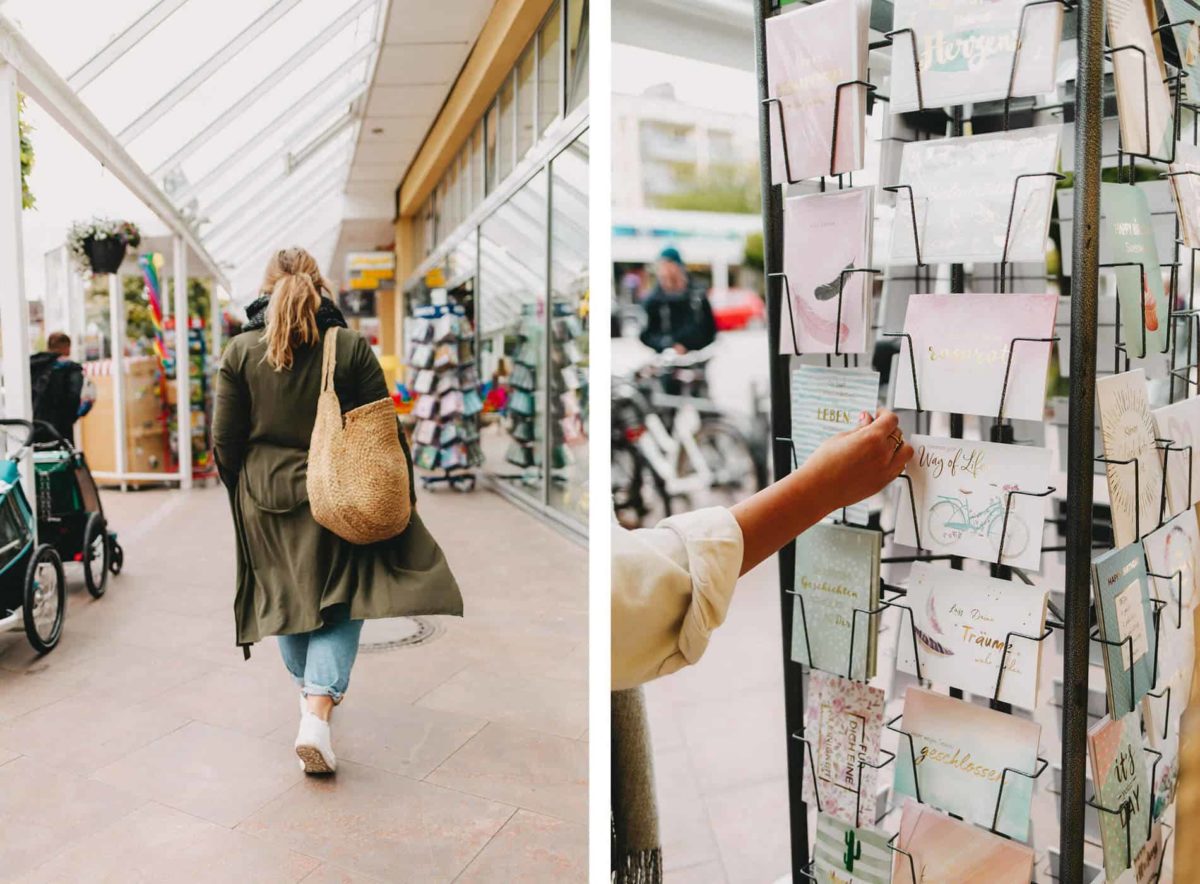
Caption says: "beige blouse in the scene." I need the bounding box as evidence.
[611,507,744,691]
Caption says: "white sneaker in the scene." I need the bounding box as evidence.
[295,711,336,773]
[297,694,307,771]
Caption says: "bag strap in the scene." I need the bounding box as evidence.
[320,326,339,393]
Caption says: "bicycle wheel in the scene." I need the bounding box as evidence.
[926,500,963,547]
[612,443,667,528]
[688,420,761,507]
[988,511,1030,560]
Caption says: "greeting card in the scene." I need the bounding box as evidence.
[1165,0,1200,103]
[893,687,1041,840]
[791,365,880,523]
[803,671,885,827]
[1153,396,1200,515]
[765,0,867,183]
[813,813,892,884]
[1106,0,1175,159]
[791,522,882,681]
[1100,185,1169,358]
[1092,542,1158,717]
[1088,712,1152,879]
[896,562,1048,710]
[1097,371,1166,547]
[892,293,1058,421]
[889,0,1063,112]
[782,189,874,354]
[890,125,1060,265]
[893,435,1053,570]
[1168,140,1200,248]
[1142,667,1184,818]
[1142,512,1200,620]
[891,800,1036,884]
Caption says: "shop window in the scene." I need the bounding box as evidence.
[498,74,515,182]
[567,0,588,112]
[538,3,562,135]
[548,131,589,522]
[517,46,536,160]
[471,122,485,205]
[485,101,499,195]
[478,170,548,502]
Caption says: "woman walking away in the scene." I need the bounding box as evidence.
[213,248,461,774]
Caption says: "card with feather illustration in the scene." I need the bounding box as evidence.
[1097,370,1165,548]
[895,562,1048,710]
[803,671,885,827]
[781,188,874,355]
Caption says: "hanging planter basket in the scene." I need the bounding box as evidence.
[66,218,141,276]
[83,236,127,274]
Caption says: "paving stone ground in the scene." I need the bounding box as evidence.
[0,482,587,883]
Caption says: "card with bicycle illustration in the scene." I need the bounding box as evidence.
[893,435,1053,571]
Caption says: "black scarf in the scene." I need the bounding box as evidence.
[240,294,349,333]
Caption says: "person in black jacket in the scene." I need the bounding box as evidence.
[30,332,84,443]
[638,247,717,355]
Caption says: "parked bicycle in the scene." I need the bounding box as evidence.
[612,351,767,528]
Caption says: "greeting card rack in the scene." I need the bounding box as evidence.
[752,0,1138,879]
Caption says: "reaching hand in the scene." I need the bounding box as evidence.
[804,408,915,512]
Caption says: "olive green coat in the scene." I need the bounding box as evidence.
[212,327,462,649]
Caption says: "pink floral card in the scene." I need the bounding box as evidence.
[893,293,1058,422]
[803,670,886,826]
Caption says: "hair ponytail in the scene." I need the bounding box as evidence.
[259,247,328,371]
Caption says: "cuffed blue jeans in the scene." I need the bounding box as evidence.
[277,606,364,703]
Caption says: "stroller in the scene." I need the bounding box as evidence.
[32,420,122,597]
[0,419,66,653]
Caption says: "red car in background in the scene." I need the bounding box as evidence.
[708,287,766,331]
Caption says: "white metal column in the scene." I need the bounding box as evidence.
[107,272,127,491]
[173,236,192,489]
[0,63,32,496]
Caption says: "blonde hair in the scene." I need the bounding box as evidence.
[260,248,329,371]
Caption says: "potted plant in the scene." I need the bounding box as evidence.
[67,218,141,275]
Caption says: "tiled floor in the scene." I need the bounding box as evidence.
[0,482,587,882]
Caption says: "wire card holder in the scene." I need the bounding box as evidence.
[1085,745,1164,875]
[884,170,1061,276]
[1094,450,1174,541]
[884,713,1050,840]
[791,724,899,829]
[1105,38,1186,172]
[1154,436,1194,524]
[763,79,877,189]
[1098,260,1178,364]
[769,267,880,362]
[1087,594,1167,713]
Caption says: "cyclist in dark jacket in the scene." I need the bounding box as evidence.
[639,247,717,354]
[30,332,84,443]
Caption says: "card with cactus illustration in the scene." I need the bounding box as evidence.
[893,435,1053,571]
[803,671,885,827]
[895,562,1048,710]
[1097,370,1165,549]
[813,813,891,883]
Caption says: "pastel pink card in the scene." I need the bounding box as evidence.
[782,188,873,355]
[893,293,1058,422]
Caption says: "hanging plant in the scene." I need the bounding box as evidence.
[66,217,142,276]
[18,94,33,210]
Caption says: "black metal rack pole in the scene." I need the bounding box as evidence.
[753,0,811,876]
[1062,0,1103,878]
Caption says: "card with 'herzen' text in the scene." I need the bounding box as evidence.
[896,562,1048,710]
[892,292,1058,422]
[894,435,1052,571]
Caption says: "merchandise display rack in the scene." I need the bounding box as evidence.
[753,0,1192,880]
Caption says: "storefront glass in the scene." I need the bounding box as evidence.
[498,76,515,182]
[567,0,588,112]
[539,4,562,134]
[548,132,589,520]
[485,102,498,194]
[517,47,536,160]
[479,170,549,501]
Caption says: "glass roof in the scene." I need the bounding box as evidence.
[2,0,385,297]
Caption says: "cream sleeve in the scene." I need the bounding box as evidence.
[611,507,744,691]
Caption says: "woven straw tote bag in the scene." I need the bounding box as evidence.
[307,327,412,544]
